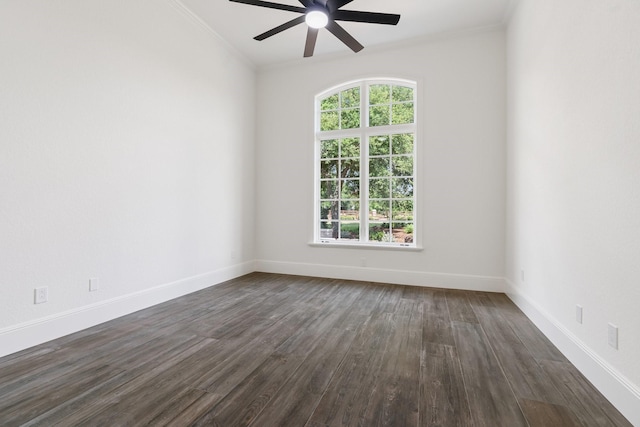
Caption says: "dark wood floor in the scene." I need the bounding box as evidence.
[0,273,631,426]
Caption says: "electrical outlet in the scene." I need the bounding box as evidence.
[575,305,583,324]
[89,278,99,292]
[608,323,618,349]
[34,287,48,304]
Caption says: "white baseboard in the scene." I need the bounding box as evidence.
[505,280,640,426]
[0,261,256,359]
[255,260,506,292]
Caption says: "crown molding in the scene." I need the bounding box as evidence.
[165,0,256,70]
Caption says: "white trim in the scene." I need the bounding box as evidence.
[308,242,422,251]
[505,279,640,426]
[255,260,505,292]
[0,262,256,359]
[315,79,418,246]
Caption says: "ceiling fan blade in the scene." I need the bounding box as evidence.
[229,0,306,14]
[329,0,354,11]
[298,0,314,6]
[332,10,401,25]
[254,15,306,41]
[326,21,363,53]
[304,27,319,57]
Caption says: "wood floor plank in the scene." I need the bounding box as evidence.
[362,300,422,426]
[0,364,125,426]
[519,398,582,427]
[487,293,566,363]
[163,390,222,427]
[24,370,139,427]
[192,283,366,426]
[77,377,204,426]
[445,290,479,324]
[420,343,472,427]
[468,293,567,405]
[538,360,633,427]
[0,273,630,426]
[247,318,362,426]
[371,283,405,314]
[451,321,528,427]
[0,346,57,371]
[306,313,398,426]
[46,336,215,426]
[153,313,306,393]
[422,289,455,346]
[193,300,337,395]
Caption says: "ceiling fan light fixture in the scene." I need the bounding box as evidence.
[305,10,329,29]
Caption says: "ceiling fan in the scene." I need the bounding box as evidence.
[229,0,401,58]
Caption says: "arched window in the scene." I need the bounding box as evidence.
[315,79,417,247]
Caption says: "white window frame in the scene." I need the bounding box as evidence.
[313,78,418,248]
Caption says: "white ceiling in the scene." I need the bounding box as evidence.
[179,0,514,67]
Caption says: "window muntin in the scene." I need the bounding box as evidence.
[369,84,415,127]
[319,137,361,241]
[320,87,361,131]
[315,79,417,247]
[368,133,414,243]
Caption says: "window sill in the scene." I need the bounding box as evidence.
[308,242,423,252]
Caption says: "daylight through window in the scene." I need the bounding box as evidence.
[315,79,417,247]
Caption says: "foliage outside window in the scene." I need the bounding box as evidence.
[316,79,417,246]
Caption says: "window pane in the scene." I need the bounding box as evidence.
[369,157,390,177]
[341,87,360,108]
[320,180,339,199]
[392,156,413,177]
[341,179,360,199]
[392,134,414,155]
[370,105,390,127]
[320,201,336,220]
[391,222,413,244]
[399,223,414,244]
[320,221,339,239]
[321,160,338,179]
[369,84,390,105]
[340,201,359,220]
[392,86,414,103]
[341,159,360,178]
[321,111,339,131]
[341,137,360,158]
[321,139,339,159]
[369,200,390,220]
[369,135,390,156]
[321,94,339,110]
[392,103,414,125]
[392,200,414,220]
[369,223,392,242]
[369,178,390,199]
[340,223,359,240]
[392,177,414,198]
[341,108,360,129]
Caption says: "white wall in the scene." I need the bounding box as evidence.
[0,0,256,355]
[506,0,640,422]
[255,29,506,291]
